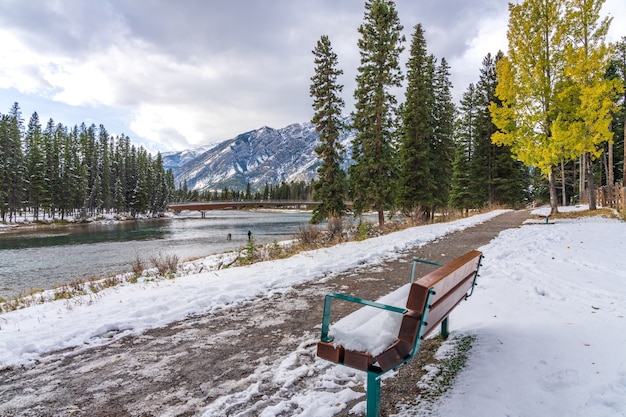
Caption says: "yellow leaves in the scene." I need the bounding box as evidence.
[491,0,621,174]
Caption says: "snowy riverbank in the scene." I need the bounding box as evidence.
[2,206,625,416]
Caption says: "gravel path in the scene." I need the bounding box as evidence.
[0,210,530,417]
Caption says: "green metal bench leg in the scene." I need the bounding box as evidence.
[441,317,449,339]
[366,371,381,417]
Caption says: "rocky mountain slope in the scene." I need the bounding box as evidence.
[163,121,354,191]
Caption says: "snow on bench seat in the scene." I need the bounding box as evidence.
[328,283,411,357]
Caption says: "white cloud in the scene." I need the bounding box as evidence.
[604,0,626,42]
[0,0,624,152]
[449,6,509,95]
[0,29,56,94]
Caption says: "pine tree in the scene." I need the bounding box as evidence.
[5,104,24,222]
[309,35,347,224]
[431,57,456,210]
[613,37,626,182]
[58,125,78,219]
[0,113,9,221]
[397,24,436,220]
[450,83,479,212]
[349,0,405,227]
[475,52,529,207]
[25,112,47,220]
[98,125,112,213]
[43,118,60,217]
[472,56,497,207]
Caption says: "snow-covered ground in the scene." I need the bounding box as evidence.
[2,206,625,416]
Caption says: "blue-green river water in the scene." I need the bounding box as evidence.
[0,210,313,299]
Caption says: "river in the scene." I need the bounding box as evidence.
[0,210,314,300]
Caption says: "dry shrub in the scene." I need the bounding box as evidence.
[327,217,344,242]
[150,253,179,276]
[131,255,145,276]
[295,224,322,248]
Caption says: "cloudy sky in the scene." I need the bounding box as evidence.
[1,0,624,154]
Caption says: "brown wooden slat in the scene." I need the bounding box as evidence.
[375,343,405,371]
[406,283,431,312]
[421,271,477,337]
[415,250,482,307]
[317,341,344,363]
[397,310,422,345]
[343,350,373,371]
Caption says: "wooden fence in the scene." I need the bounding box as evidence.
[596,182,625,212]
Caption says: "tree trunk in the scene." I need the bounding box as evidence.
[580,155,586,203]
[377,208,384,228]
[606,145,615,208]
[561,160,566,206]
[588,154,597,210]
[608,140,614,185]
[549,167,559,215]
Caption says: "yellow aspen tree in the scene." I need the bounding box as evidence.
[552,0,622,210]
[490,0,568,214]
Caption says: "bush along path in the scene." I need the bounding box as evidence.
[0,210,530,417]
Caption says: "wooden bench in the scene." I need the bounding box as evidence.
[316,250,483,416]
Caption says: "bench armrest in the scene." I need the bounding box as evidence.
[320,292,408,343]
[410,258,443,283]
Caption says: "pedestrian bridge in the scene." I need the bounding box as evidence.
[167,201,352,218]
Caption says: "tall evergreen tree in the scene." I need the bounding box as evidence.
[98,125,112,212]
[613,37,626,182]
[450,83,480,211]
[0,113,10,221]
[25,112,47,220]
[431,57,456,210]
[5,104,24,222]
[349,0,404,227]
[43,118,60,217]
[58,124,77,219]
[309,35,347,224]
[397,24,436,220]
[475,52,529,207]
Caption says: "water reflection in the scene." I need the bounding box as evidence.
[0,220,169,250]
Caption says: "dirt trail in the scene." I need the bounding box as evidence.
[0,210,530,417]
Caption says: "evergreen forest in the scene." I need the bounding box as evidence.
[0,103,175,222]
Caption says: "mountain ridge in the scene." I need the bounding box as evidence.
[163,120,354,191]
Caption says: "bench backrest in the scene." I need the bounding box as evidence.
[407,249,483,337]
[373,250,482,371]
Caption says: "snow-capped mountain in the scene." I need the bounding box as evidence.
[163,121,355,191]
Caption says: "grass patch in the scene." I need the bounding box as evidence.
[532,207,620,221]
[387,334,475,415]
